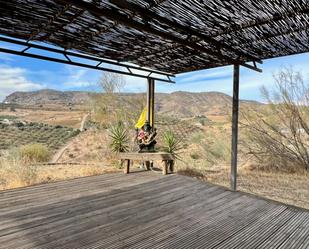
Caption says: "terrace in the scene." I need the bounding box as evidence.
[0,171,308,248]
[0,0,309,247]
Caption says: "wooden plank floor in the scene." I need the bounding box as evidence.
[0,171,308,249]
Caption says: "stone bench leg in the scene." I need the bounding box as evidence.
[162,160,174,175]
[170,160,174,173]
[163,161,168,175]
[124,159,130,174]
[145,161,151,171]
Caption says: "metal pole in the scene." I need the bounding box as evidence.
[231,64,240,191]
[0,47,175,83]
[0,36,175,78]
[150,79,155,130]
[146,78,151,124]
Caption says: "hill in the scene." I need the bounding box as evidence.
[3,89,261,118]
[3,89,94,106]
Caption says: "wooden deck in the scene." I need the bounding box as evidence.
[0,171,308,249]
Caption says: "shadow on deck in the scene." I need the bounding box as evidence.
[0,171,308,248]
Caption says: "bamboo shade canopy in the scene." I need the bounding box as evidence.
[0,0,308,74]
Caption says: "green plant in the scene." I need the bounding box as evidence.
[19,143,51,163]
[0,115,18,120]
[162,130,183,159]
[108,123,129,153]
[190,132,204,144]
[190,153,200,160]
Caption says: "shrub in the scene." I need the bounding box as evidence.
[241,68,309,171]
[19,143,51,163]
[190,132,204,144]
[162,130,183,159]
[108,122,129,153]
[177,167,204,179]
[201,132,230,166]
[18,164,38,185]
[190,153,200,160]
[0,151,37,188]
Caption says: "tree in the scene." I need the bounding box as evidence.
[98,72,125,94]
[91,72,147,128]
[241,67,309,171]
[91,72,126,126]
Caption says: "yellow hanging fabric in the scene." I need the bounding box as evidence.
[135,107,147,129]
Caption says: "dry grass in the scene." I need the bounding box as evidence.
[0,159,38,190]
[0,108,85,128]
[179,164,309,210]
[58,129,113,164]
[0,161,120,191]
[177,167,204,179]
[37,164,120,184]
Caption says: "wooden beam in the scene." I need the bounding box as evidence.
[231,64,240,191]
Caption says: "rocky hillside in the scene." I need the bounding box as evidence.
[156,91,232,117]
[4,89,94,105]
[3,89,261,118]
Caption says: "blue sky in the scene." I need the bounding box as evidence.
[0,39,308,102]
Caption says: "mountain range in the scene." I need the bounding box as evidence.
[3,89,261,118]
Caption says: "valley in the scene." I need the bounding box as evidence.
[0,89,308,209]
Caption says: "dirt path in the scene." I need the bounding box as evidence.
[50,113,88,163]
[80,113,89,131]
[50,142,71,163]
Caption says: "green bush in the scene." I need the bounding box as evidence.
[162,130,183,158]
[0,115,18,120]
[201,132,230,166]
[108,122,129,153]
[190,132,204,144]
[19,143,51,163]
[190,153,200,160]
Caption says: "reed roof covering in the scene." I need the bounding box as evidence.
[0,0,308,74]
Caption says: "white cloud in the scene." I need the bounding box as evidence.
[0,65,44,101]
[0,53,14,62]
[63,66,93,88]
[178,65,232,83]
[122,75,147,92]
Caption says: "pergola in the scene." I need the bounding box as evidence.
[0,0,308,191]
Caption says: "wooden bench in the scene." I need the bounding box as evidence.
[119,152,175,175]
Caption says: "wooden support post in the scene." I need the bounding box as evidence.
[124,159,130,174]
[231,64,240,191]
